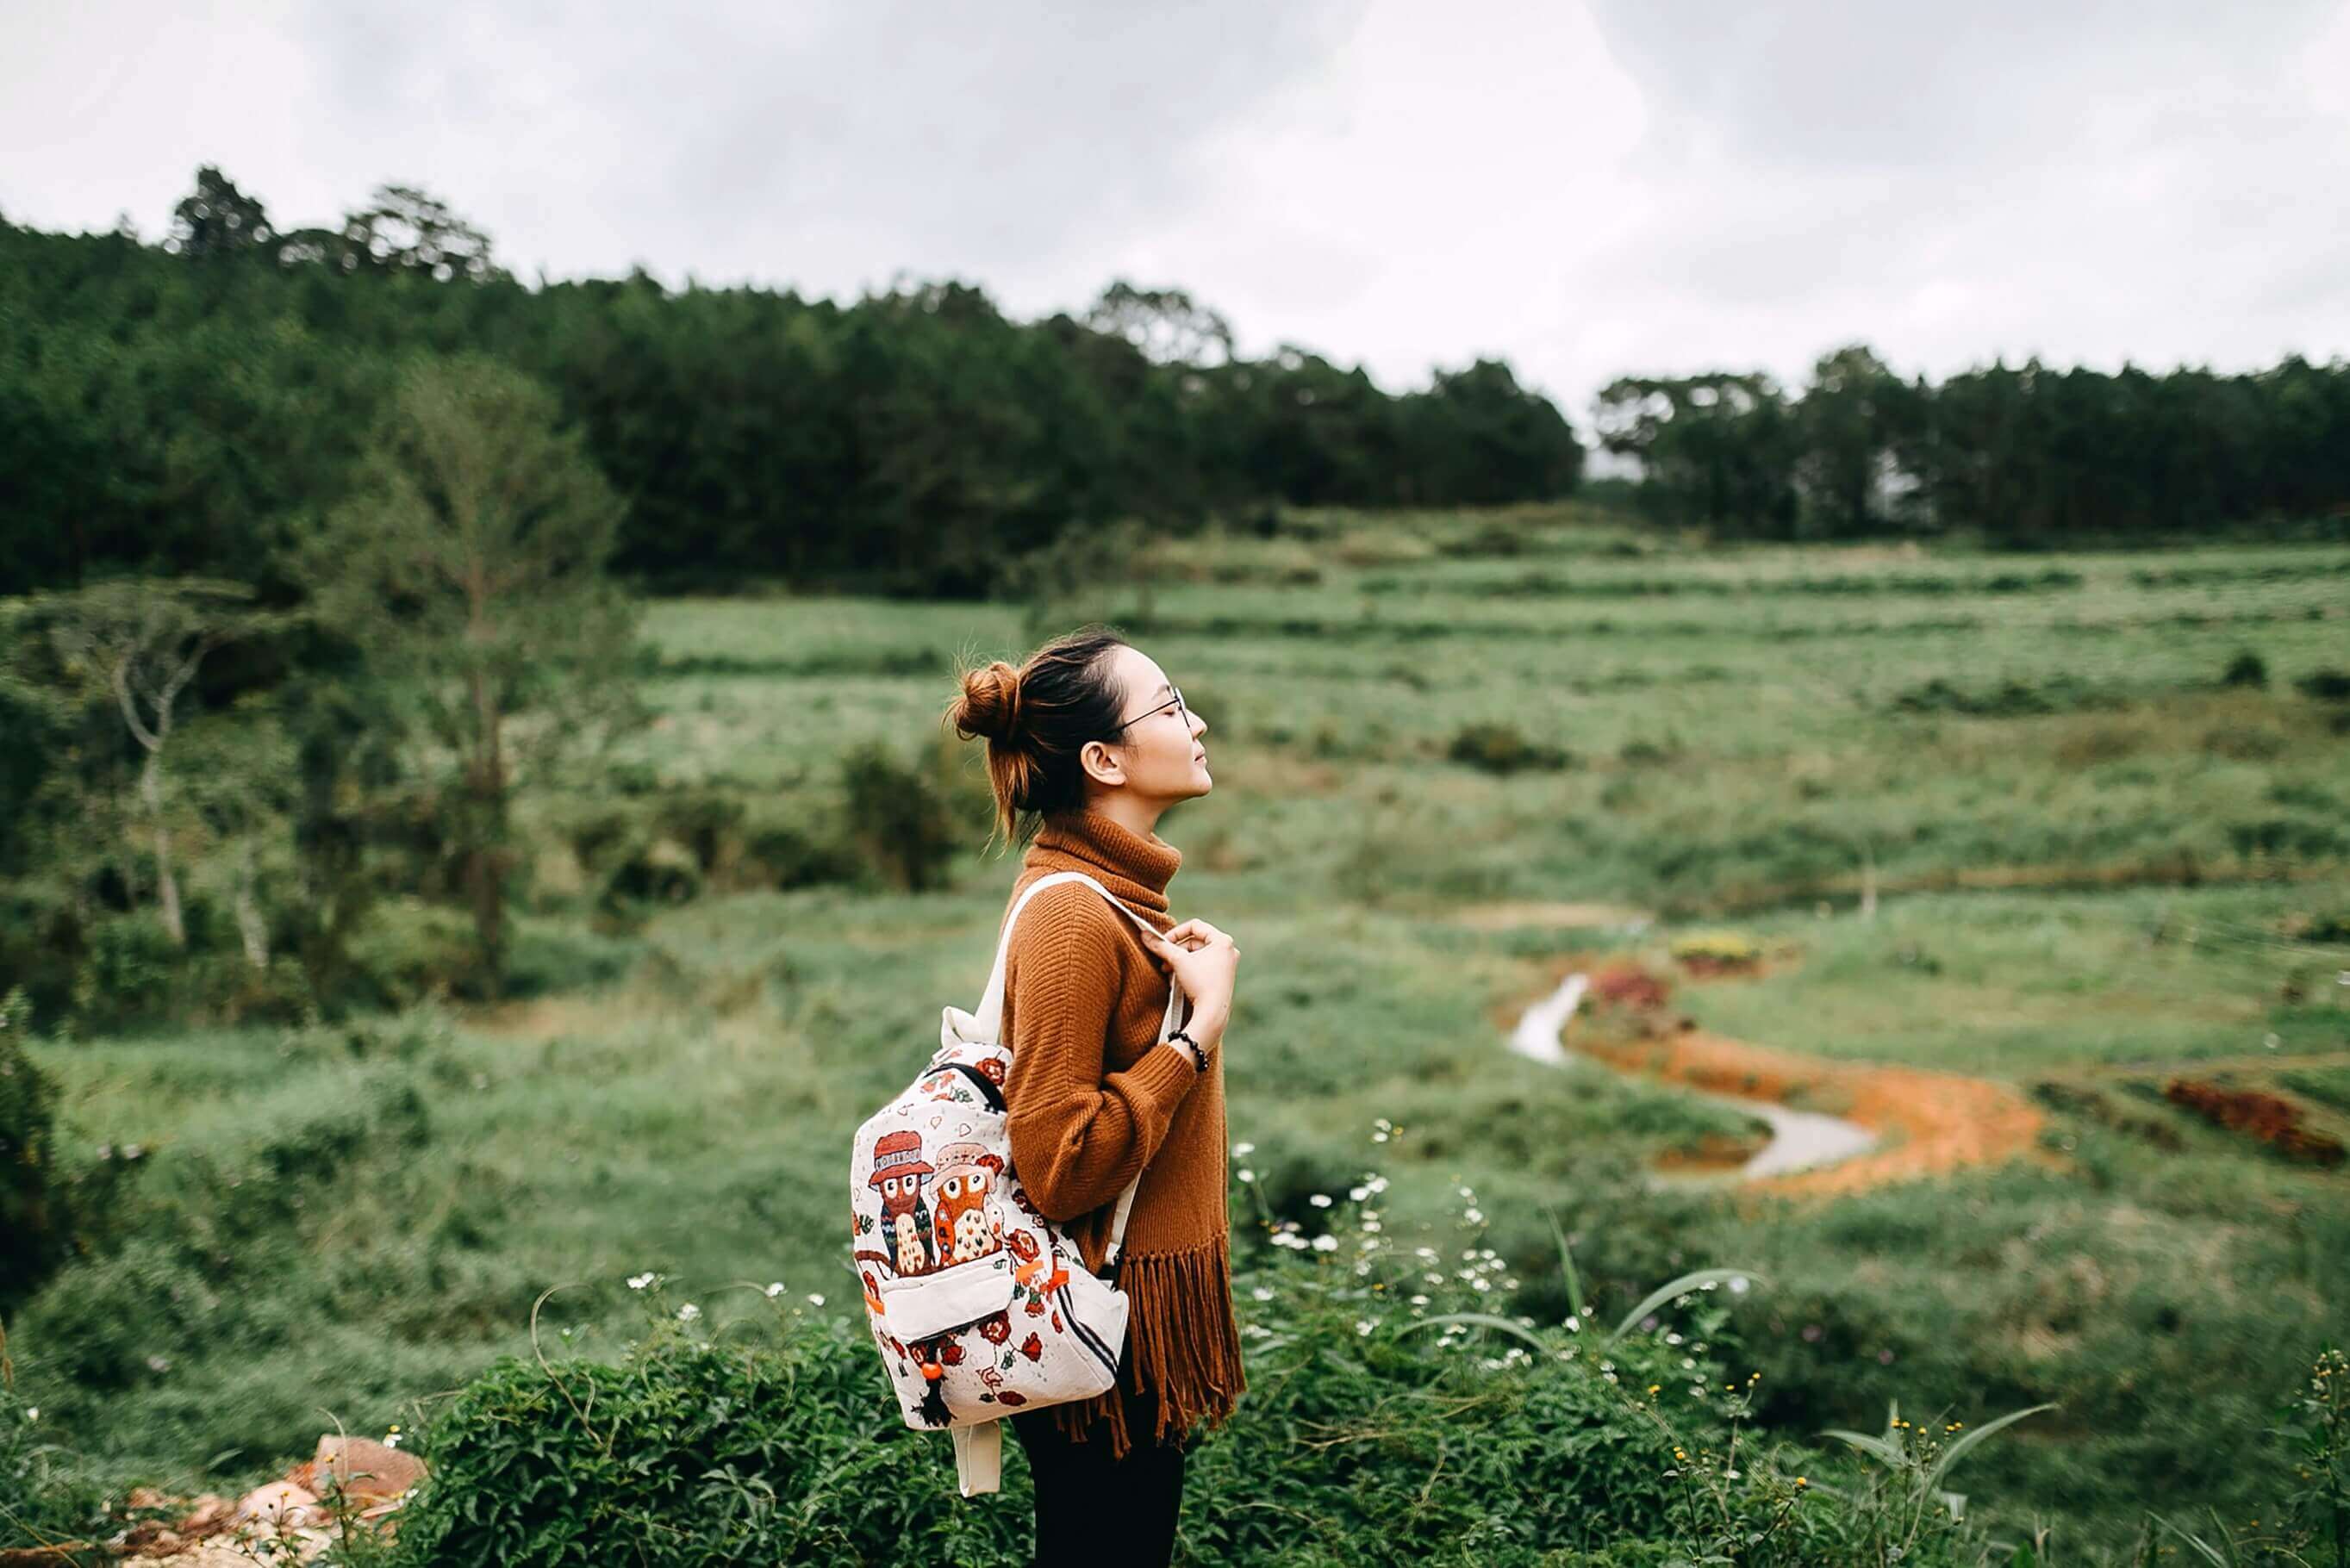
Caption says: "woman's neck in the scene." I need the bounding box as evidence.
[1087,793,1164,843]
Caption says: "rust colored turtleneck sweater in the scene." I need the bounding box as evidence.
[1000,807,1244,1456]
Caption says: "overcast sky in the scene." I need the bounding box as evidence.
[9,0,2348,430]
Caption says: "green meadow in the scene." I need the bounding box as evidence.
[11,503,2350,1560]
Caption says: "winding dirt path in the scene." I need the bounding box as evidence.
[1497,953,2061,1204]
[1567,1024,2060,1201]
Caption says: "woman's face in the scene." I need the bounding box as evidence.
[1093,644,1211,803]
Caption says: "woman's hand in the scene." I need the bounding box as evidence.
[1138,918,1240,1048]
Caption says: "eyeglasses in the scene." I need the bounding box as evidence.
[1113,685,1189,735]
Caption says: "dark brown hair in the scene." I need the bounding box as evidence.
[944,625,1131,851]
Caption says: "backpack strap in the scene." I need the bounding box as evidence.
[970,869,1188,1276]
[951,1422,1001,1496]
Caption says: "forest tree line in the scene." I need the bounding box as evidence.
[1596,347,2350,543]
[9,168,2349,615]
[0,168,1583,602]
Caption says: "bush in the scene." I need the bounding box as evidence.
[343,899,488,1006]
[739,819,864,892]
[68,913,182,1030]
[2222,650,2268,688]
[0,885,84,1025]
[1,986,65,1322]
[2295,667,2350,701]
[597,838,703,911]
[839,741,959,893]
[1669,930,1764,975]
[1445,721,1573,775]
[377,1191,2079,1567]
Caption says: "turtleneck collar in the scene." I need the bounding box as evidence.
[1026,807,1182,912]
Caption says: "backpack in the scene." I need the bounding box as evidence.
[847,869,1186,1496]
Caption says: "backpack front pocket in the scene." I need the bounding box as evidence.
[876,1252,1017,1341]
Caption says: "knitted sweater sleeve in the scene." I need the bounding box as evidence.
[1001,881,1200,1225]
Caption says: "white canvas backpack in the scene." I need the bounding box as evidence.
[846,870,1187,1496]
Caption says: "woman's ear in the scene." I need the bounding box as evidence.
[1079,738,1125,787]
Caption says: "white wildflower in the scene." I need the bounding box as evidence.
[1410,1294,1429,1306]
[1356,1319,1375,1336]
[1463,1209,1484,1224]
[1349,1186,1370,1202]
[765,1282,787,1298]
[1251,1287,1275,1302]
[627,1272,657,1291]
[1310,1193,1333,1209]
[1237,1169,1256,1184]
[677,1303,701,1323]
[1232,1142,1256,1157]
[807,1293,826,1307]
[1312,1235,1338,1253]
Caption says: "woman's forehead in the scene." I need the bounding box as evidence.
[1113,644,1168,692]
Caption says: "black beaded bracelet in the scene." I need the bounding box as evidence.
[1169,1029,1208,1065]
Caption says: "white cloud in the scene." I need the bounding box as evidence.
[3,0,2346,439]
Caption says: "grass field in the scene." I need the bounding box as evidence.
[12,503,2350,1557]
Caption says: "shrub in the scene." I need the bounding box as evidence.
[1445,721,1573,775]
[2295,667,2350,701]
[739,820,864,892]
[839,742,959,893]
[1669,930,1764,976]
[597,838,703,912]
[374,1188,2079,1567]
[68,913,181,1030]
[1,986,65,1322]
[342,899,488,1006]
[2222,650,2268,688]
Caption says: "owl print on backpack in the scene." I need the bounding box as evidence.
[868,1129,937,1276]
[929,1142,1007,1267]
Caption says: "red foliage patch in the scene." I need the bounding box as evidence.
[2164,1079,2347,1167]
[1588,961,1672,1011]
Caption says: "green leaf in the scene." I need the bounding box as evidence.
[1606,1268,1766,1346]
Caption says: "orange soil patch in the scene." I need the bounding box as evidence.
[1571,1025,2060,1204]
[1497,955,2063,1205]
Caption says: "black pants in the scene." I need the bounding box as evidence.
[1011,1380,1188,1567]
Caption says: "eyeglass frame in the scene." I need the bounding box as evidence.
[1112,685,1190,736]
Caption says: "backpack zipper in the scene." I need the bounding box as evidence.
[931,1061,1007,1113]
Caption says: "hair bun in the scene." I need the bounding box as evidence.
[954,659,1025,743]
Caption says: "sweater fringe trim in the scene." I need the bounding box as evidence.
[1048,1237,1245,1459]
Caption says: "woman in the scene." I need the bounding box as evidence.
[944,625,1244,1567]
